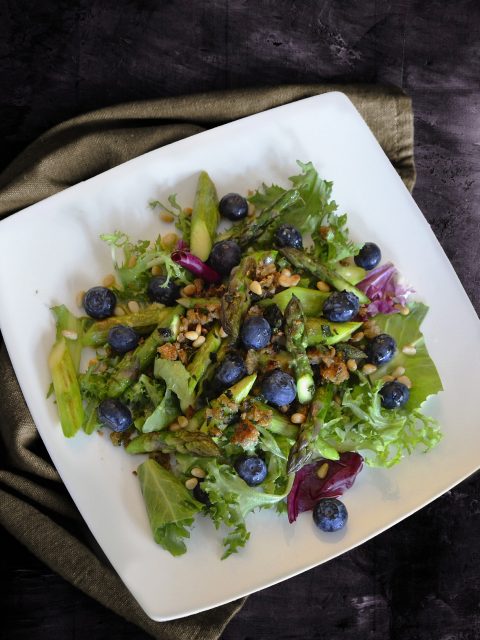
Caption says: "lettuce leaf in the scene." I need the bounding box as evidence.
[371,302,443,410]
[203,461,294,558]
[154,359,195,412]
[137,459,202,556]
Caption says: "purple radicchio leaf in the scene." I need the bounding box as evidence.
[171,250,221,283]
[287,452,363,523]
[357,262,414,317]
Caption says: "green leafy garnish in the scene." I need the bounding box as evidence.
[150,194,192,244]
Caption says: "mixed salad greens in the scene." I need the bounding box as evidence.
[48,161,443,558]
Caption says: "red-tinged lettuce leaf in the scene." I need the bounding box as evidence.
[287,452,363,523]
[171,250,221,283]
[357,262,414,316]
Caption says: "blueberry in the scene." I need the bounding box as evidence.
[240,316,272,350]
[234,455,268,486]
[213,351,247,390]
[147,275,180,306]
[83,286,117,319]
[366,334,396,366]
[313,498,348,532]
[97,398,133,432]
[219,193,248,221]
[107,325,139,353]
[193,480,211,506]
[354,242,381,271]
[263,303,284,332]
[208,240,242,276]
[322,290,360,322]
[261,369,296,407]
[380,381,410,409]
[274,224,303,249]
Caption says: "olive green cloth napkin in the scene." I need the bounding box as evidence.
[0,84,414,640]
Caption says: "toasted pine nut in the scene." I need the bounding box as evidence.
[61,330,78,340]
[281,268,292,277]
[382,375,395,383]
[219,326,228,338]
[249,280,263,296]
[193,278,204,294]
[278,274,301,288]
[316,280,331,292]
[151,265,163,276]
[127,300,140,314]
[76,290,85,308]
[350,331,364,343]
[182,284,196,296]
[402,345,417,356]
[160,212,175,223]
[346,358,357,372]
[184,207,193,216]
[102,274,115,287]
[195,323,202,335]
[392,366,406,378]
[317,463,329,479]
[291,413,307,424]
[185,331,199,341]
[185,477,198,490]
[127,255,137,268]
[193,335,206,348]
[362,363,378,375]
[191,467,206,479]
[177,416,189,428]
[162,232,178,248]
[169,422,181,432]
[397,375,412,389]
[247,203,256,217]
[114,306,125,316]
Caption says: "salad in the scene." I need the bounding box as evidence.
[48,161,443,558]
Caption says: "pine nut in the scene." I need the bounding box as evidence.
[291,413,307,424]
[247,203,256,217]
[177,416,189,428]
[317,463,329,479]
[350,331,364,343]
[278,274,300,288]
[281,268,292,277]
[191,467,206,479]
[102,274,115,287]
[316,280,330,292]
[185,331,199,341]
[151,265,163,276]
[127,300,140,314]
[219,326,228,338]
[169,422,181,432]
[185,477,198,490]
[182,284,196,296]
[397,375,412,389]
[162,232,178,248]
[195,323,202,335]
[160,212,175,223]
[114,306,125,316]
[346,358,357,372]
[402,345,417,356]
[193,335,206,348]
[400,306,410,316]
[249,280,263,295]
[193,278,204,294]
[382,375,395,383]
[61,330,78,340]
[392,366,406,378]
[127,255,137,268]
[76,290,85,308]
[362,363,378,375]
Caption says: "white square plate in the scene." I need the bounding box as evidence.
[1,93,479,621]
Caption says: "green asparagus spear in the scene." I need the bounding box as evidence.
[305,318,362,346]
[107,314,180,397]
[126,428,221,457]
[190,171,220,261]
[48,337,84,437]
[284,295,315,404]
[83,304,179,347]
[51,305,88,372]
[220,255,256,341]
[176,297,221,309]
[246,400,298,438]
[216,189,301,248]
[187,328,221,393]
[201,374,257,433]
[287,384,335,473]
[280,247,369,303]
[259,287,329,316]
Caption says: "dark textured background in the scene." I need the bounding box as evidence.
[1,1,479,638]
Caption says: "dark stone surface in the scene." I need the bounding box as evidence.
[0,1,479,638]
